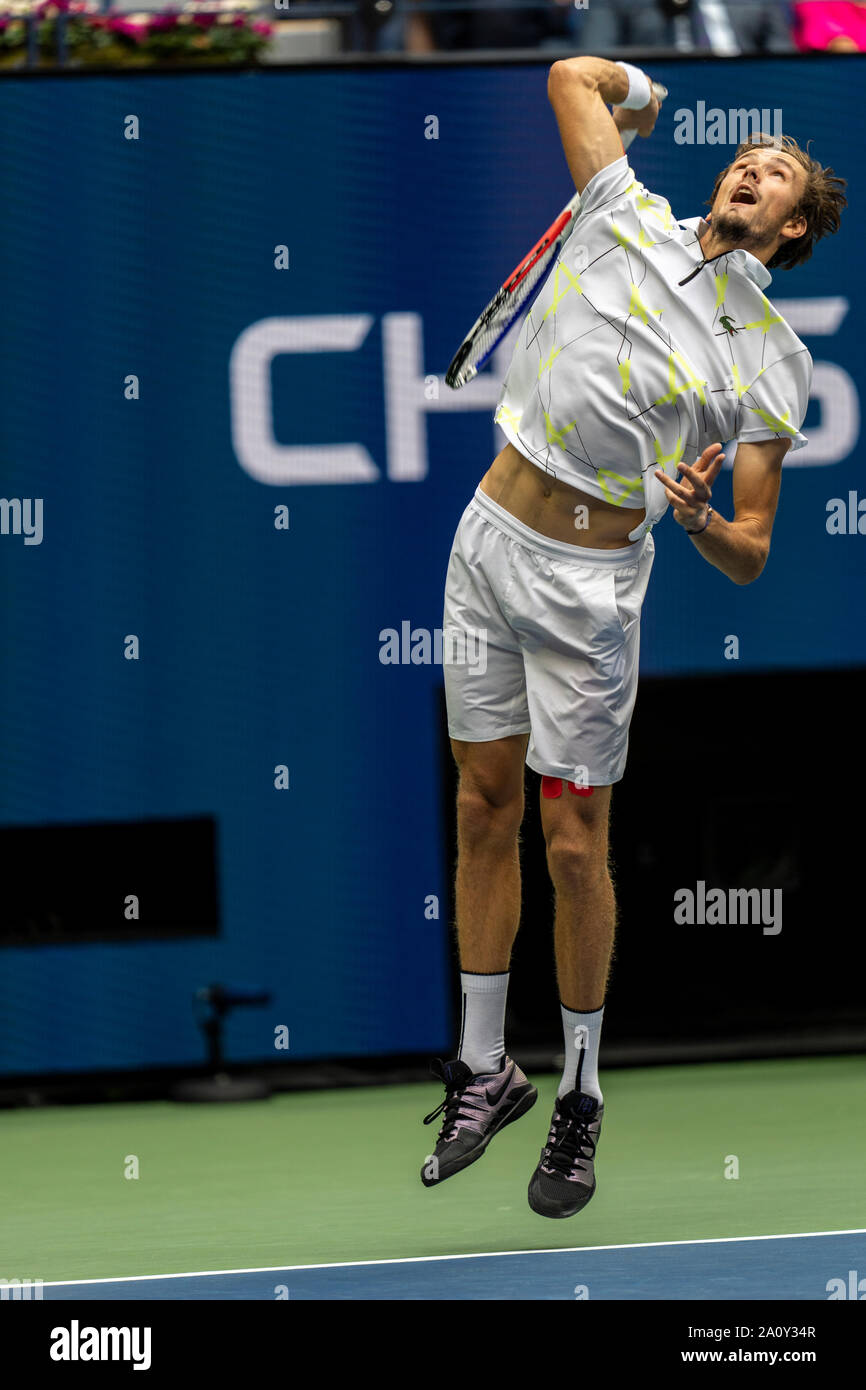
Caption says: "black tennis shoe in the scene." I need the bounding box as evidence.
[420,1055,537,1187]
[527,1090,603,1218]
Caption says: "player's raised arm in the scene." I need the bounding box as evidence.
[547,57,660,195]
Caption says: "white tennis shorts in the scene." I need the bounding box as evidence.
[442,486,655,786]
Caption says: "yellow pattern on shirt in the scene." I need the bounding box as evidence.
[541,260,584,321]
[598,470,646,506]
[654,351,707,407]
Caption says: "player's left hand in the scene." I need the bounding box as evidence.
[655,442,725,533]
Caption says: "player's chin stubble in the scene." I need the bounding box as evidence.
[711,208,776,255]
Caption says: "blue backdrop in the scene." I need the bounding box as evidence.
[0,58,862,1074]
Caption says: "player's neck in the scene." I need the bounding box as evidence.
[698,229,774,267]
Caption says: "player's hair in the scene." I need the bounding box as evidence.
[707,134,847,271]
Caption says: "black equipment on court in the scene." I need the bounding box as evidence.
[171,983,273,1103]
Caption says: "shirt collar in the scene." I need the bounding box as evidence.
[678,216,773,290]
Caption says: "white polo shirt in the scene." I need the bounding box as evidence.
[494,155,812,541]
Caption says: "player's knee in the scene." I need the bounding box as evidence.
[456,779,523,846]
[544,829,604,887]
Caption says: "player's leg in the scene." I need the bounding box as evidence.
[525,779,616,1219]
[540,780,615,1094]
[451,731,527,980]
[420,740,540,1190]
[542,783,617,1011]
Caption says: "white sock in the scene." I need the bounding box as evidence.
[457,971,508,1076]
[558,1003,604,1103]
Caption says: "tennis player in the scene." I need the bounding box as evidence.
[422,57,847,1218]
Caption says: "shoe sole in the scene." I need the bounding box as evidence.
[527,1175,597,1219]
[421,1084,538,1187]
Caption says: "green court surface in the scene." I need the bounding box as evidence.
[1,1055,862,1283]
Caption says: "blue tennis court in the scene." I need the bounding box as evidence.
[38,1229,866,1300]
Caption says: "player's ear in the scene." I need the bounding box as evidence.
[781,211,807,242]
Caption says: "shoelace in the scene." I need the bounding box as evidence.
[542,1107,598,1177]
[422,1069,487,1141]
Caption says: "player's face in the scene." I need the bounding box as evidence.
[710,148,807,251]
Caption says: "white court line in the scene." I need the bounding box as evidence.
[40,1227,866,1288]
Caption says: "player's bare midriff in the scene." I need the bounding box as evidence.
[479,441,646,549]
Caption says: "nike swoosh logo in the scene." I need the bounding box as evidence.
[485,1069,513,1107]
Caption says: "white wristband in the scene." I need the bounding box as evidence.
[615,61,653,110]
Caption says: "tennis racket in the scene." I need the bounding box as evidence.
[444,83,667,390]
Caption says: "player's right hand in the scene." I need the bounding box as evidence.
[635,87,662,138]
[613,87,661,141]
